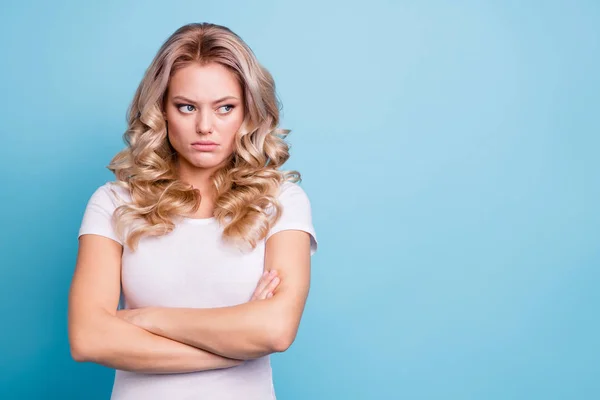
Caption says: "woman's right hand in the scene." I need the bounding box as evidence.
[250,270,280,301]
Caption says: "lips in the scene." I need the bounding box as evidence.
[192,140,218,145]
[191,141,219,152]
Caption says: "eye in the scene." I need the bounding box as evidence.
[176,104,196,114]
[217,104,235,114]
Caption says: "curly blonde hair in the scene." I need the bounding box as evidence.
[107,22,300,251]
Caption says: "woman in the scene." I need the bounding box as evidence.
[67,22,318,399]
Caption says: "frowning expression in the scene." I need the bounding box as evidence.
[163,62,244,170]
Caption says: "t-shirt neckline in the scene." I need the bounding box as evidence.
[181,216,216,225]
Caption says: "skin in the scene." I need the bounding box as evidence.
[108,63,313,360]
[69,234,282,373]
[112,228,311,360]
[121,61,282,333]
[163,61,245,217]
[159,60,281,299]
[69,60,312,372]
[118,270,280,322]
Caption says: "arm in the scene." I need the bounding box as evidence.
[128,230,312,360]
[68,234,244,374]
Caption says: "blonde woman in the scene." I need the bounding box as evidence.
[67,22,318,399]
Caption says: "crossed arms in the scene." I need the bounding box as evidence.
[67,230,312,374]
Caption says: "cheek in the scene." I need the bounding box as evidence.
[219,116,244,144]
[167,120,191,143]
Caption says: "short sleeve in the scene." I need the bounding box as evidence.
[78,183,124,245]
[266,181,318,256]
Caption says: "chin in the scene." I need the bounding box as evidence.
[186,153,228,169]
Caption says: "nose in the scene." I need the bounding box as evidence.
[196,108,213,134]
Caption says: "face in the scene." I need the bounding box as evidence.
[163,62,244,175]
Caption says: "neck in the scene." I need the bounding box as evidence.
[175,158,227,198]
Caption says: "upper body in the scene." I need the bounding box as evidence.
[67,22,318,400]
[77,179,317,399]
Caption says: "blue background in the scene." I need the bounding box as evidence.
[1,1,598,399]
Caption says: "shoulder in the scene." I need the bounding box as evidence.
[268,179,318,255]
[276,180,311,200]
[273,179,314,215]
[86,181,132,210]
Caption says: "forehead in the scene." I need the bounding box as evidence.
[168,62,242,100]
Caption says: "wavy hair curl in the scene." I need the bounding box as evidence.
[107,22,300,251]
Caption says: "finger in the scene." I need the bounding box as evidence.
[251,271,269,300]
[260,276,280,299]
[255,270,277,297]
[252,270,275,300]
[257,276,278,300]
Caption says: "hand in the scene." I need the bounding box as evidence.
[250,270,280,301]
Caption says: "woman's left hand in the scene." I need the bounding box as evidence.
[250,270,280,301]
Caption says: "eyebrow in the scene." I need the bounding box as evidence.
[171,95,239,104]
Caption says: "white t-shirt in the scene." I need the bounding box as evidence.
[78,180,318,400]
